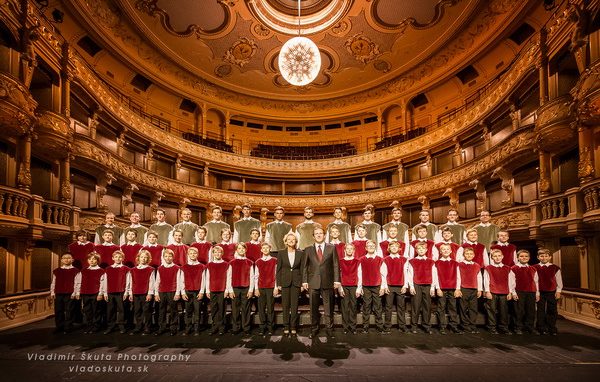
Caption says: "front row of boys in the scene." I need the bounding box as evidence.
[52,238,562,336]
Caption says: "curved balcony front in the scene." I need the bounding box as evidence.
[0,72,37,138]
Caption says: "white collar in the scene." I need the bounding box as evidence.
[491,263,504,267]
[87,265,100,269]
[330,239,341,244]
[303,220,314,224]
[260,255,273,260]
[333,219,344,224]
[60,265,75,269]
[362,220,373,225]
[111,263,124,268]
[445,221,458,225]
[419,221,431,225]
[386,238,399,242]
[438,257,452,261]
[211,259,224,263]
[125,242,138,246]
[479,222,491,227]
[355,237,367,241]
[242,217,254,220]
[187,260,200,265]
[154,221,167,226]
[365,253,377,258]
[77,241,90,245]
[102,242,116,246]
[415,256,428,260]
[234,254,247,260]
[249,240,260,244]
[466,241,478,245]
[462,260,474,265]
[162,263,176,268]
[343,256,355,260]
[220,241,232,245]
[391,220,401,225]
[195,240,208,244]
[515,263,529,267]
[180,220,193,224]
[128,223,142,228]
[417,238,428,242]
[103,224,116,228]
[389,254,401,258]
[136,264,150,269]
[496,242,509,246]
[274,220,285,224]
[209,219,223,224]
[539,263,553,267]
[171,242,184,246]
[146,243,158,247]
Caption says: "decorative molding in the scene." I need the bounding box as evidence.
[370,0,460,31]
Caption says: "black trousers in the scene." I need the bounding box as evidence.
[281,286,300,330]
[184,290,201,330]
[132,294,152,331]
[81,294,101,331]
[411,284,432,329]
[437,289,459,329]
[106,292,125,330]
[257,288,275,330]
[54,294,75,331]
[209,291,226,332]
[362,286,383,330]
[158,291,179,332]
[231,287,252,331]
[341,286,357,331]
[384,286,407,330]
[536,290,558,333]
[515,291,536,332]
[309,287,335,331]
[459,288,478,331]
[485,293,508,331]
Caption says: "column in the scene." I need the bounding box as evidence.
[242,178,246,193]
[146,144,156,172]
[508,103,520,131]
[16,127,33,191]
[377,108,383,140]
[538,28,549,105]
[361,177,366,192]
[424,150,432,177]
[538,150,552,197]
[59,152,71,203]
[397,159,404,184]
[203,162,210,187]
[224,111,231,143]
[577,124,595,183]
[452,138,463,166]
[60,43,72,117]
[201,107,207,139]
[481,121,491,151]
[116,130,126,157]
[321,180,325,195]
[282,181,286,196]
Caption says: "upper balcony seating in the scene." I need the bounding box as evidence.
[250,142,357,160]
[181,132,234,153]
[374,127,426,150]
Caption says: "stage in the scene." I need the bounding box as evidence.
[0,318,598,381]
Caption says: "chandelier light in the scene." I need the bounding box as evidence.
[278,1,321,86]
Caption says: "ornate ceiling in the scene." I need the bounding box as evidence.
[65,0,536,117]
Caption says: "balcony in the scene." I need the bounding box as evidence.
[0,72,37,137]
[534,94,577,153]
[35,110,73,158]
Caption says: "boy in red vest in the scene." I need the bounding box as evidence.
[127,249,155,335]
[380,225,409,258]
[434,227,460,260]
[245,228,262,263]
[229,243,255,335]
[352,224,369,259]
[94,230,120,268]
[383,240,410,333]
[328,226,346,261]
[535,248,563,335]
[191,226,212,264]
[50,253,80,334]
[254,242,278,335]
[203,245,232,335]
[435,243,461,334]
[510,249,539,334]
[180,247,206,336]
[167,229,189,266]
[457,229,488,268]
[408,241,437,334]
[456,247,482,333]
[121,228,143,268]
[483,249,513,334]
[357,240,387,333]
[74,252,105,334]
[219,228,236,262]
[154,248,182,336]
[68,231,94,269]
[338,243,360,334]
[141,230,164,268]
[490,230,517,267]
[410,225,438,260]
[101,250,130,334]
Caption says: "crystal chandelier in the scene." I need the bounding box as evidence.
[278,1,321,86]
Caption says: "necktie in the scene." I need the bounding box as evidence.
[317,245,323,263]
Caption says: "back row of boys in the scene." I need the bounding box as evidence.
[77,204,510,268]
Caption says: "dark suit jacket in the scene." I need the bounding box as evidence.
[276,249,304,288]
[302,243,340,289]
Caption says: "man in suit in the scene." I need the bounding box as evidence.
[276,233,305,336]
[302,226,341,338]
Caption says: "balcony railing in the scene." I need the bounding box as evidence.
[0,186,30,219]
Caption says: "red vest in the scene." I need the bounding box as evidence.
[333,242,346,261]
[80,267,105,294]
[208,261,229,292]
[121,243,143,267]
[384,256,407,286]
[461,242,486,268]
[410,239,435,259]
[535,264,560,291]
[68,242,94,268]
[410,257,435,285]
[94,244,120,268]
[105,265,129,293]
[339,258,360,286]
[141,245,164,268]
[490,243,517,267]
[245,242,262,263]
[435,242,460,260]
[511,265,537,292]
[190,242,212,264]
[131,266,154,295]
[458,262,480,289]
[182,263,205,291]
[360,256,383,287]
[485,265,510,294]
[157,265,180,293]
[220,243,236,262]
[352,240,367,259]
[230,258,253,288]
[435,259,459,289]
[381,241,406,257]
[256,257,277,288]
[167,244,189,266]
[52,267,79,294]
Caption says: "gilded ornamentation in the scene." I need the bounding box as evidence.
[345,33,380,64]
[135,0,231,37]
[373,59,391,73]
[578,146,595,181]
[371,0,459,30]
[122,183,139,217]
[491,166,513,208]
[215,64,233,78]
[224,37,258,68]
[95,173,116,213]
[469,179,487,213]
[252,23,271,37]
[442,188,459,209]
[331,20,350,35]
[1,301,20,320]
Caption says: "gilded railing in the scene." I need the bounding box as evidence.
[0,185,30,219]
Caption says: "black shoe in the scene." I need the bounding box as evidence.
[181,331,188,336]
[142,330,151,336]
[470,329,479,334]
[291,329,297,336]
[499,329,512,335]
[363,328,369,334]
[103,328,114,335]
[193,331,200,336]
[440,329,447,335]
[450,327,463,334]
[258,329,265,336]
[343,330,348,334]
[425,329,433,334]
[208,329,217,336]
[119,329,126,334]
[515,329,523,335]
[243,330,251,336]
[267,328,274,335]
[398,327,408,333]
[380,329,390,335]
[231,329,241,335]
[411,328,418,334]
[325,329,333,337]
[218,331,225,336]
[489,328,499,335]
[308,330,318,339]
[351,330,358,335]
[154,329,165,336]
[170,330,177,336]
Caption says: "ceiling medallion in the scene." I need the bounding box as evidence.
[278,1,321,86]
[224,37,258,68]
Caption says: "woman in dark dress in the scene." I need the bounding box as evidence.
[276,233,305,336]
